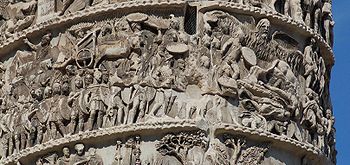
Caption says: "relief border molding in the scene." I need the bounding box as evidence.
[0,0,334,66]
[0,120,331,165]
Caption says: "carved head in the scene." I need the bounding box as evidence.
[42,33,52,46]
[102,70,109,84]
[75,76,83,89]
[200,56,210,69]
[177,59,185,70]
[170,14,180,30]
[326,109,332,118]
[85,73,94,86]
[52,82,61,95]
[88,148,96,156]
[74,143,85,156]
[44,86,52,99]
[34,88,43,101]
[62,81,70,95]
[256,19,270,39]
[62,147,70,157]
[94,69,103,84]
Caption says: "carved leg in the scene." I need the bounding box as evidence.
[69,116,77,135]
[137,101,146,122]
[88,110,97,131]
[20,133,26,150]
[37,127,43,144]
[128,98,140,124]
[117,107,124,125]
[50,122,58,140]
[2,137,9,158]
[149,103,161,117]
[57,120,66,137]
[78,113,85,132]
[14,134,20,153]
[96,111,104,129]
[284,0,290,15]
[8,135,13,155]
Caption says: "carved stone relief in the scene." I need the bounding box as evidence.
[0,3,336,165]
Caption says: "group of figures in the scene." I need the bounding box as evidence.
[0,9,335,163]
[228,0,334,45]
[0,0,334,46]
[32,132,271,165]
[35,143,103,165]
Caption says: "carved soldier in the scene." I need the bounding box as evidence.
[122,137,136,165]
[127,86,145,124]
[57,147,71,165]
[71,143,88,165]
[284,0,303,22]
[322,0,334,45]
[303,38,318,90]
[43,82,66,140]
[24,33,52,60]
[12,101,31,153]
[68,75,85,133]
[87,148,103,165]
[112,140,122,165]
[85,69,107,130]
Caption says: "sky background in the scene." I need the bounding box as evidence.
[330,1,350,164]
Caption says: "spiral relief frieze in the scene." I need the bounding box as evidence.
[0,0,336,165]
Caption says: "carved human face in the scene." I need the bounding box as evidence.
[85,74,93,86]
[88,148,96,156]
[53,83,61,95]
[177,60,185,70]
[63,147,70,157]
[42,34,51,46]
[170,20,180,30]
[94,70,103,84]
[35,88,43,101]
[326,109,332,118]
[257,19,270,38]
[75,144,85,156]
[44,86,52,99]
[75,78,83,89]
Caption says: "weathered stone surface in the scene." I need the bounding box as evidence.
[0,0,336,165]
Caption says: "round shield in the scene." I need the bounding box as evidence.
[166,43,189,55]
[241,47,257,66]
[126,13,148,23]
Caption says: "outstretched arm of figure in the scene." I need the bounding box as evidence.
[23,38,38,50]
